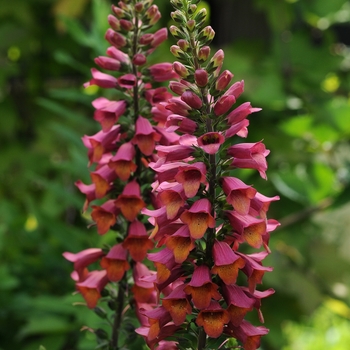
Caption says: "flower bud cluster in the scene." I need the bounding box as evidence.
[63,1,178,347]
[136,1,280,349]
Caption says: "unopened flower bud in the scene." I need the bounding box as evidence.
[95,328,109,340]
[178,39,190,52]
[105,29,127,48]
[169,81,188,95]
[181,90,203,109]
[112,5,127,19]
[117,1,129,10]
[207,49,224,72]
[151,28,168,48]
[94,306,107,319]
[214,95,236,116]
[195,69,209,87]
[198,26,215,45]
[170,0,183,8]
[134,2,144,12]
[224,80,245,99]
[188,4,197,14]
[171,10,186,23]
[132,53,147,66]
[144,5,161,25]
[215,70,234,91]
[95,56,121,71]
[194,8,207,26]
[186,20,196,32]
[108,15,120,31]
[170,45,187,60]
[170,25,186,40]
[198,46,210,62]
[120,19,134,31]
[173,61,190,78]
[139,33,154,45]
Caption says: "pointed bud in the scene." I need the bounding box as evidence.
[170,0,183,8]
[139,33,154,45]
[132,53,147,66]
[170,45,187,60]
[188,4,197,14]
[144,5,161,25]
[198,26,215,45]
[169,81,188,95]
[108,15,120,31]
[105,29,127,48]
[171,10,186,23]
[194,8,207,27]
[170,25,186,40]
[198,46,210,62]
[134,2,144,12]
[120,19,134,31]
[214,95,236,116]
[195,69,209,87]
[181,91,203,109]
[173,61,190,78]
[186,20,196,32]
[177,39,190,52]
[215,70,234,91]
[207,49,224,72]
[112,5,127,19]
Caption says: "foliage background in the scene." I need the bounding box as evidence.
[1,0,350,349]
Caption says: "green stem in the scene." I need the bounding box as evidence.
[111,278,126,349]
[198,327,207,350]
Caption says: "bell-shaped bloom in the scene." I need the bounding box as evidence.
[213,95,236,116]
[174,162,207,198]
[91,199,119,235]
[76,270,109,309]
[222,284,255,326]
[100,243,130,282]
[226,119,250,139]
[184,265,221,309]
[197,132,225,154]
[156,340,178,350]
[158,183,186,220]
[149,62,178,82]
[145,87,173,106]
[108,142,137,181]
[148,248,176,284]
[90,164,117,199]
[165,114,197,134]
[156,144,194,162]
[226,211,266,249]
[122,220,154,261]
[249,192,280,219]
[226,101,261,126]
[84,68,118,89]
[162,284,192,326]
[115,180,146,221]
[225,320,269,350]
[132,116,161,156]
[243,287,275,323]
[221,177,257,215]
[165,225,195,263]
[75,181,97,212]
[196,301,230,338]
[227,141,270,179]
[180,199,215,239]
[141,306,172,341]
[92,98,126,132]
[82,125,121,164]
[131,263,157,304]
[63,248,104,282]
[237,252,273,292]
[117,73,137,88]
[211,241,245,285]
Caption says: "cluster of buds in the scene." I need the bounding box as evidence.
[135,0,280,349]
[63,0,180,348]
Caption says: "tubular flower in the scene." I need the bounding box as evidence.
[142,1,279,349]
[66,1,182,348]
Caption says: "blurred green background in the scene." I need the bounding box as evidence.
[1,0,350,349]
